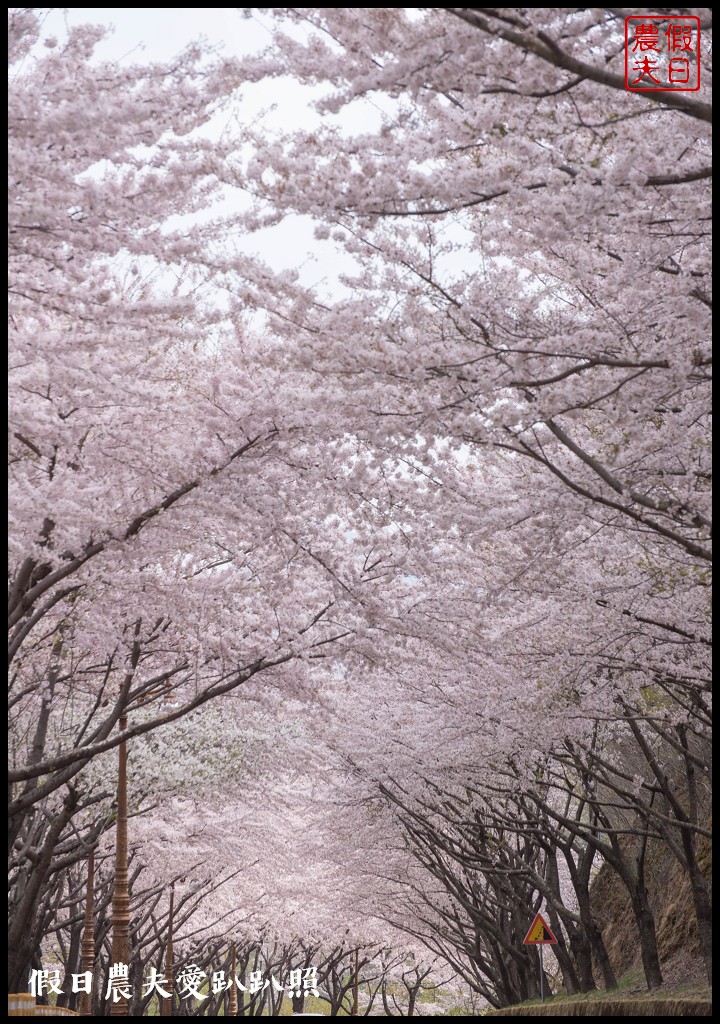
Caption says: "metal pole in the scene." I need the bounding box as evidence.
[539,944,544,1003]
[78,850,95,1016]
[110,714,130,1016]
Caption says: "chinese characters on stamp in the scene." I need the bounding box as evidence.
[625,16,701,92]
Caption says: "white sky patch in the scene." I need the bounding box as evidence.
[31,8,368,302]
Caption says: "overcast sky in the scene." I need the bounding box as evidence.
[44,8,272,63]
[37,8,361,294]
[31,9,469,299]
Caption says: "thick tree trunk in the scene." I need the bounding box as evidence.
[684,846,713,985]
[8,788,78,992]
[631,890,664,991]
[586,916,618,990]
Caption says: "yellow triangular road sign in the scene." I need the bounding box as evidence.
[523,912,559,945]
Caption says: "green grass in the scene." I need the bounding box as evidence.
[477,964,711,1016]
[275,993,340,1015]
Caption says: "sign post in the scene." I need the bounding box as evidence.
[522,912,558,1004]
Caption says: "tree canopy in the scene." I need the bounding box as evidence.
[8,7,711,1014]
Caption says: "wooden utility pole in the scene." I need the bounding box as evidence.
[78,850,95,1016]
[160,885,175,1016]
[110,713,130,1017]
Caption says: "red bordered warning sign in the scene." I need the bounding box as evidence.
[523,912,559,945]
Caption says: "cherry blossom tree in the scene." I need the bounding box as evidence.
[7,7,401,993]
[228,7,711,565]
[221,4,711,987]
[8,6,712,1007]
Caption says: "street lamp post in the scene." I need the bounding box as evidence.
[160,885,175,1017]
[110,713,130,1017]
[352,949,359,1016]
[78,850,95,1016]
[228,943,237,1017]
